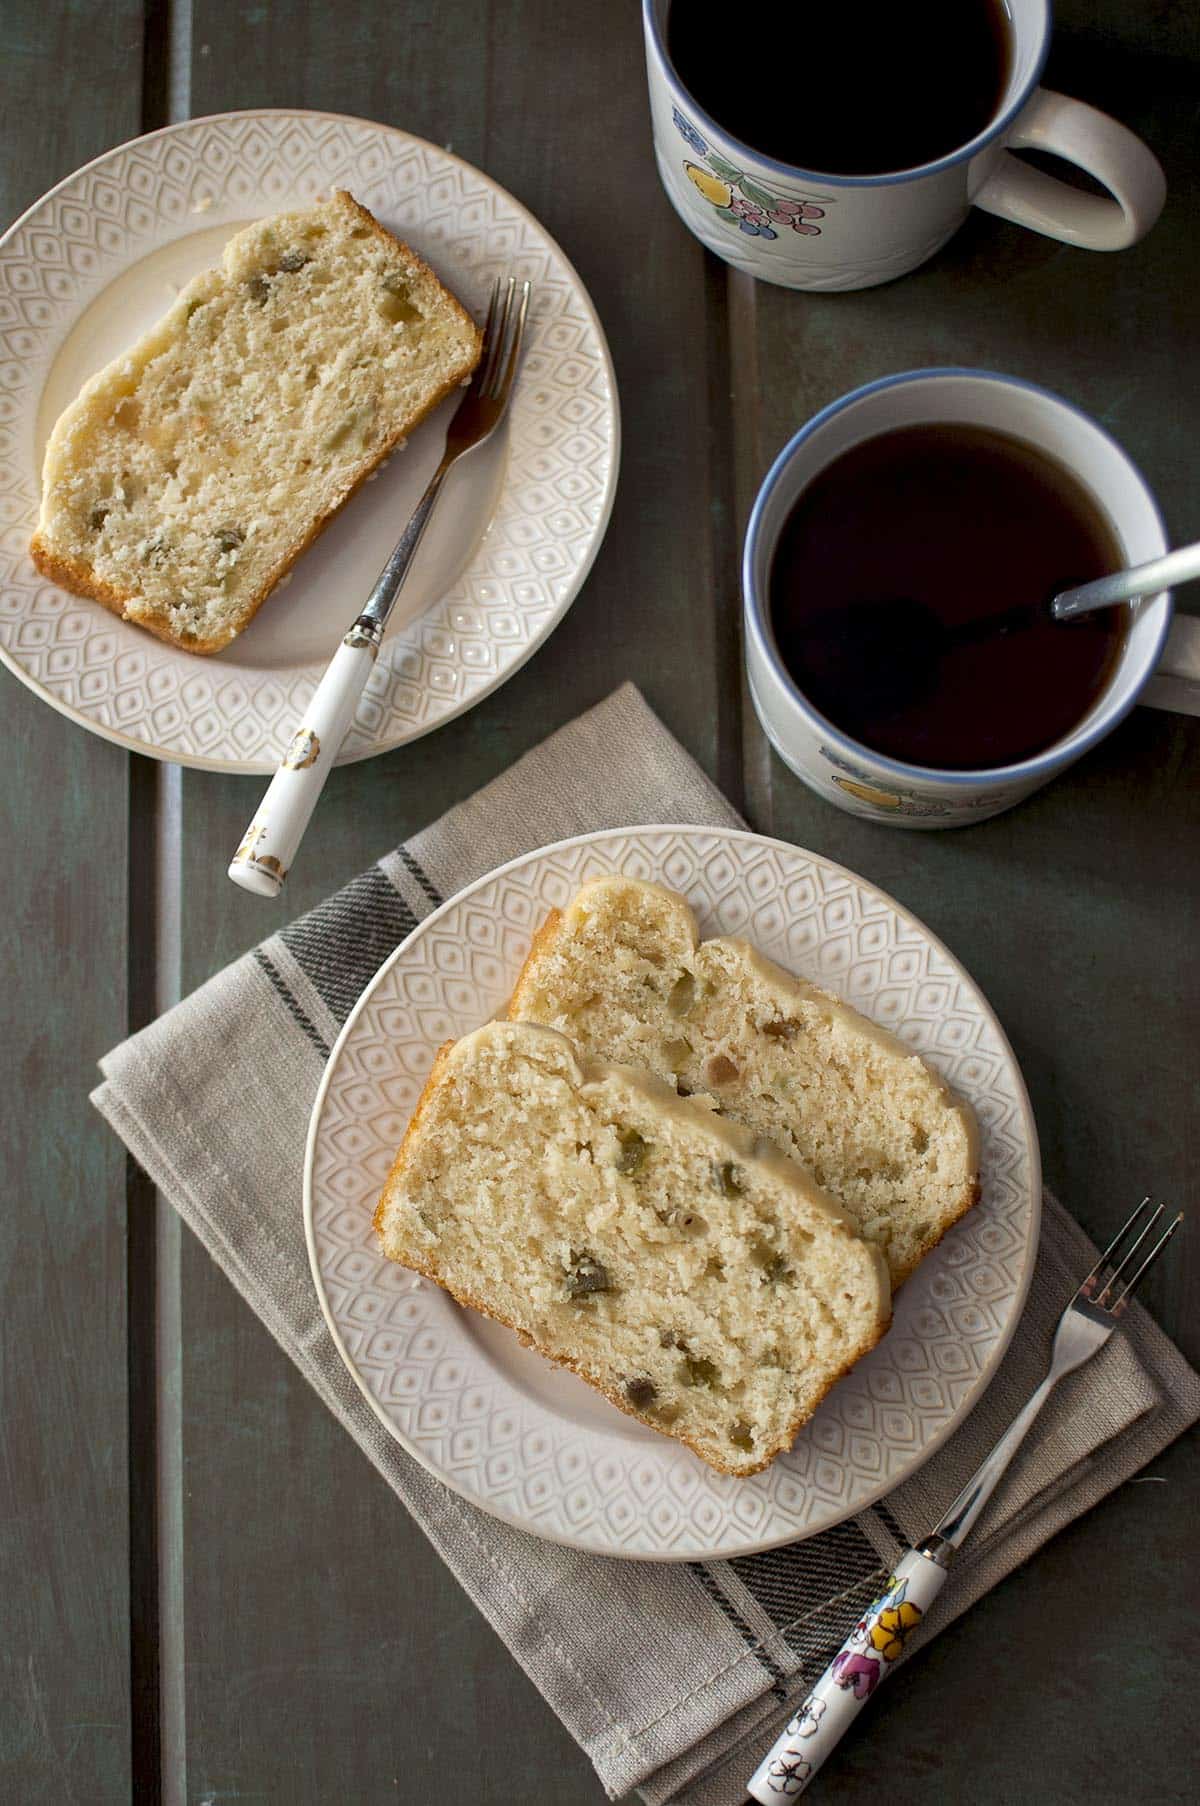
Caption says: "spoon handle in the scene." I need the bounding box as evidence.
[1052,541,1200,619]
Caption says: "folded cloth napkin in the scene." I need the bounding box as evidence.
[93,683,1198,1805]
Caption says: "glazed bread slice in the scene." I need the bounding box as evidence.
[508,876,980,1286]
[374,1021,890,1477]
[31,190,481,654]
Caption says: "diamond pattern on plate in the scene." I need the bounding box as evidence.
[306,828,1040,1560]
[0,112,617,767]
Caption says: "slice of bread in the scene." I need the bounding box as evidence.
[509,876,980,1286]
[375,1021,891,1476]
[31,191,482,654]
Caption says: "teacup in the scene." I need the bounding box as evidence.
[642,0,1166,290]
[743,369,1173,828]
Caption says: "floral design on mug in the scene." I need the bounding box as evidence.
[770,197,827,233]
[729,194,778,237]
[673,106,709,155]
[819,744,1019,818]
[672,106,829,240]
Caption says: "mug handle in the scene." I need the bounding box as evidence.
[973,88,1165,250]
[1144,616,1200,718]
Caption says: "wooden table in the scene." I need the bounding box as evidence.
[3,3,1196,1801]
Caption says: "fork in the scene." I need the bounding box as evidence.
[747,1197,1183,1803]
[229,276,532,898]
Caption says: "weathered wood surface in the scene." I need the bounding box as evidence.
[0,4,147,1801]
[1,1,1196,1802]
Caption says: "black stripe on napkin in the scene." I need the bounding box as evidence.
[732,1519,888,1677]
[873,1498,907,1549]
[279,866,422,1028]
[689,1520,889,1693]
[396,844,443,910]
[691,1565,788,1699]
[773,1566,889,1678]
[252,949,332,1061]
[729,1517,881,1635]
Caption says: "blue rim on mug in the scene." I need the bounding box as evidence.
[643,0,1053,189]
[742,368,1174,788]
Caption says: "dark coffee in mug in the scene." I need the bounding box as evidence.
[666,0,1012,176]
[768,423,1128,770]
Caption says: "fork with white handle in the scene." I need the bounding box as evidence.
[748,1197,1183,1803]
[228,276,531,898]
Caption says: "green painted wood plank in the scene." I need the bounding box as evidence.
[0,5,145,1798]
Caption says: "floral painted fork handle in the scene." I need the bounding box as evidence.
[748,1197,1182,1801]
[748,1546,946,1800]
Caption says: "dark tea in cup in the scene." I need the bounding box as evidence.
[767,423,1128,771]
[666,0,1013,176]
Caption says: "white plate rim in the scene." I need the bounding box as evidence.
[0,107,621,772]
[303,824,1042,1560]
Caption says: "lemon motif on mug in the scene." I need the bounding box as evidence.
[684,161,733,208]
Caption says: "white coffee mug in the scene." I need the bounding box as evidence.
[643,0,1166,290]
[743,369,1175,828]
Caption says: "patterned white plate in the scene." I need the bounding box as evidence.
[305,827,1041,1560]
[0,111,618,770]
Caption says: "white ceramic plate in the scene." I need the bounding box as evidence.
[305,827,1040,1560]
[0,110,618,770]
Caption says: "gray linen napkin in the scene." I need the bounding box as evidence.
[93,683,1198,1805]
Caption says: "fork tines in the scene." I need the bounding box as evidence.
[1079,1196,1184,1315]
[477,276,532,400]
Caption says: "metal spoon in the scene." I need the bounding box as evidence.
[803,539,1196,718]
[1050,539,1200,618]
